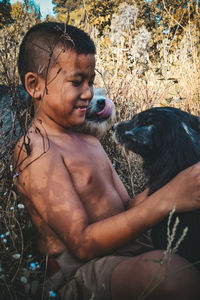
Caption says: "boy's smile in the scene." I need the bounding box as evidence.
[35,50,96,132]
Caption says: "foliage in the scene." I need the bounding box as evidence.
[0,0,13,28]
[0,1,41,87]
[0,1,44,299]
[52,0,119,32]
[52,0,200,41]
[133,0,200,59]
[52,0,84,22]
[86,0,116,34]
[53,0,83,14]
[0,1,200,298]
[150,0,200,29]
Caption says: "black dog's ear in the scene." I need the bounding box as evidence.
[125,124,155,148]
[182,122,200,145]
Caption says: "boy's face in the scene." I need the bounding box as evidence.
[37,49,95,130]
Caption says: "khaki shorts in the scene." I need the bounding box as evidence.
[44,237,153,300]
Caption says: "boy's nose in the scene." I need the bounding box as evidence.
[81,86,93,100]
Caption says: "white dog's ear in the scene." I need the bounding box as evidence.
[125,124,155,148]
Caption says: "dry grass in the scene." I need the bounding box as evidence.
[0,13,200,299]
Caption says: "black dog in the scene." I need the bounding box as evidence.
[113,106,200,268]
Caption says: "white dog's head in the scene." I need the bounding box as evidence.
[73,88,116,139]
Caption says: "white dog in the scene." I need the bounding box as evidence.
[73,88,116,139]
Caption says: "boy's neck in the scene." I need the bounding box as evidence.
[32,114,73,136]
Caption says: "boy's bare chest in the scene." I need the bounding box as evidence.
[63,140,112,190]
[61,138,124,220]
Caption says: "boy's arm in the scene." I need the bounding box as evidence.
[128,188,149,208]
[17,151,200,261]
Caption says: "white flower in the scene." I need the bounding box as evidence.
[12,253,21,260]
[20,276,28,284]
[17,203,24,209]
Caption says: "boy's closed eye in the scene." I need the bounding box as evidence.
[71,78,95,87]
[71,80,82,87]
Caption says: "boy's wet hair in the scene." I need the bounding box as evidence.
[18,22,96,87]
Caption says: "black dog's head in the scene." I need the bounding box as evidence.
[73,88,116,139]
[114,107,200,194]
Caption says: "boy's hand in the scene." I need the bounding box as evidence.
[131,161,200,212]
[156,161,200,213]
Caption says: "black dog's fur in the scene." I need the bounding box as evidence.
[114,107,200,268]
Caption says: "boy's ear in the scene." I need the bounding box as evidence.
[25,72,43,100]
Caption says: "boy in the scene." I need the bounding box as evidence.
[14,22,200,300]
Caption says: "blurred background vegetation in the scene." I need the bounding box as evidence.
[0,0,200,299]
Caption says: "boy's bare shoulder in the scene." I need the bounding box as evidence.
[14,127,53,166]
[14,127,100,193]
[14,127,61,194]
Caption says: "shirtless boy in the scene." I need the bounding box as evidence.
[14,22,200,300]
